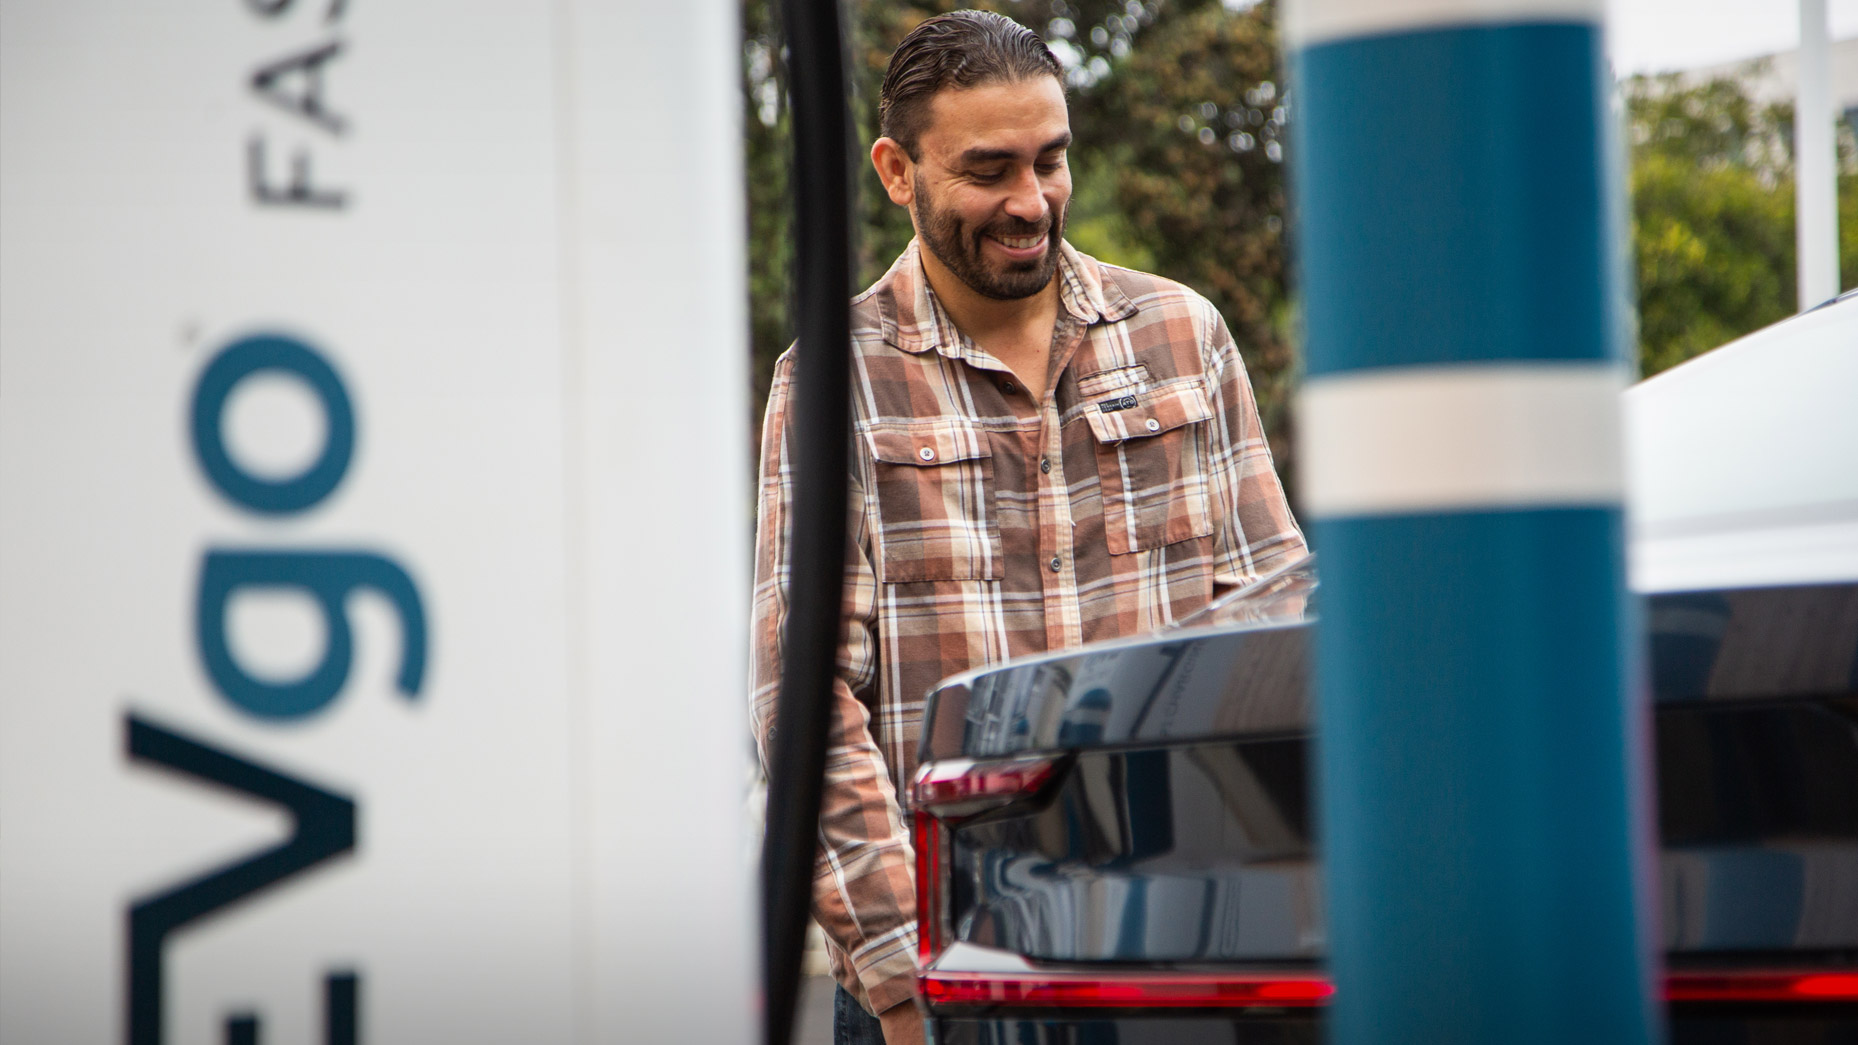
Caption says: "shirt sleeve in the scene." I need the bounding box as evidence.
[750,353,919,1016]
[1198,298,1308,591]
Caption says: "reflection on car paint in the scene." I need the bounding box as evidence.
[918,576,1858,1041]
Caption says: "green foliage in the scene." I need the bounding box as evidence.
[741,0,794,416]
[1624,71,1858,376]
[1631,152,1795,374]
[1847,163,1858,295]
[1081,1,1294,466]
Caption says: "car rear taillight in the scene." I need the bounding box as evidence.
[920,970,1334,1008]
[1665,971,1858,1003]
[910,756,1063,967]
[911,809,943,966]
[916,967,1858,1012]
[913,756,1061,813]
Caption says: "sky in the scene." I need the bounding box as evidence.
[1608,0,1858,74]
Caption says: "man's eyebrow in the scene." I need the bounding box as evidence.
[956,133,1073,167]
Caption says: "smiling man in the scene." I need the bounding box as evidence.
[750,11,1306,1045]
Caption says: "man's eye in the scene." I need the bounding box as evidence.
[970,170,1006,183]
[1036,161,1063,174]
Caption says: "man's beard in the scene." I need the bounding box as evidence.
[913,176,1064,301]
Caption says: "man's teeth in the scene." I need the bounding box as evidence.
[992,233,1045,249]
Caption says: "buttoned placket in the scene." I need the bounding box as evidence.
[905,247,1113,658]
[1037,311,1090,652]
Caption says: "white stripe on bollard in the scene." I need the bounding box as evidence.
[1284,0,1602,48]
[1298,363,1628,516]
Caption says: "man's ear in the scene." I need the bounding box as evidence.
[870,137,915,207]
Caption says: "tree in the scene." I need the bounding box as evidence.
[1624,70,1858,376]
[741,0,795,424]
[1080,0,1294,474]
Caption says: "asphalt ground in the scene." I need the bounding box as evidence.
[796,975,835,1044]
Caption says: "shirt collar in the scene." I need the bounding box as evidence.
[873,239,1139,359]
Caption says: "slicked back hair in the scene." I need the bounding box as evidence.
[879,11,1064,160]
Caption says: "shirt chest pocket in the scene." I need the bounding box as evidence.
[1085,381,1216,555]
[863,420,1002,583]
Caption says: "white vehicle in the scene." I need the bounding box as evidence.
[1627,289,1858,594]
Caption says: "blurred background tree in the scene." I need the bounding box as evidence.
[1624,70,1858,376]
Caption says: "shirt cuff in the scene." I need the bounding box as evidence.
[852,920,920,1015]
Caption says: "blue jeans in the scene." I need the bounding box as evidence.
[833,984,887,1045]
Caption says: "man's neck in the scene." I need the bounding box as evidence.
[918,243,1063,399]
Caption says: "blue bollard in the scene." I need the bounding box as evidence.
[1287,2,1659,1042]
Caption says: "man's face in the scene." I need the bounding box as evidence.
[907,76,1072,301]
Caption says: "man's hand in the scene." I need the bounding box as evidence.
[878,1001,926,1045]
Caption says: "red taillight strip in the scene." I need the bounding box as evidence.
[921,971,1333,1009]
[912,811,944,966]
[1665,971,1858,1003]
[918,970,1858,1010]
[912,756,1062,970]
[912,756,1060,809]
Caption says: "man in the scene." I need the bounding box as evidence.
[751,11,1305,1045]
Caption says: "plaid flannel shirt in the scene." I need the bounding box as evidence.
[750,240,1305,1015]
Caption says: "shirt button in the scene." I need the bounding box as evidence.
[1145,418,1162,433]
[919,446,936,462]
[1049,556,1061,572]
[1001,380,1018,394]
[1039,457,1051,474]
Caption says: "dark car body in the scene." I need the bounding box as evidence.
[910,296,1858,1043]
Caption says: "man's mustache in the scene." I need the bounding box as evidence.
[977,218,1055,239]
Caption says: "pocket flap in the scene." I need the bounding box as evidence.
[864,420,993,467]
[1075,363,1151,398]
[1084,381,1213,443]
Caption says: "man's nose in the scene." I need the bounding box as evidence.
[1002,168,1049,223]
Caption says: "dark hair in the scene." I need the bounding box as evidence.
[879,11,1063,159]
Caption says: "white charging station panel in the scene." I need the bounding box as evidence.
[0,3,753,1042]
